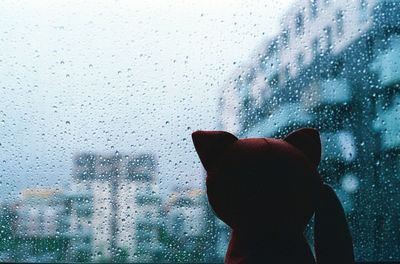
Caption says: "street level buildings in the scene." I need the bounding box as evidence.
[2,188,70,262]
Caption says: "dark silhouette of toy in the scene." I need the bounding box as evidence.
[192,128,354,264]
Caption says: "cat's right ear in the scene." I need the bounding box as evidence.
[191,130,238,172]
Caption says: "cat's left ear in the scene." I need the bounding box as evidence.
[284,128,321,166]
[192,130,238,172]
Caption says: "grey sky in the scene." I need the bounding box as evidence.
[0,0,294,200]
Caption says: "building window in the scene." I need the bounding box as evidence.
[336,10,345,36]
[281,28,290,49]
[297,52,305,69]
[295,12,305,36]
[268,74,279,88]
[310,0,318,18]
[312,38,320,59]
[330,58,344,77]
[324,26,333,52]
[284,64,291,81]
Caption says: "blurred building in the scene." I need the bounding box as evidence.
[12,188,69,262]
[134,192,163,262]
[219,0,400,261]
[0,202,15,261]
[15,188,68,237]
[69,152,161,262]
[165,188,206,238]
[162,189,232,262]
[162,188,220,262]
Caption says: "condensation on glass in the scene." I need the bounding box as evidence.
[0,0,399,263]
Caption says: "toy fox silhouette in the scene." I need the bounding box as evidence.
[192,128,354,264]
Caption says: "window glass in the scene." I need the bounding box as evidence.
[0,0,399,263]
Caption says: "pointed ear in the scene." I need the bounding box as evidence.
[192,130,238,171]
[284,128,321,166]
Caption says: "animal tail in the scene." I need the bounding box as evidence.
[314,184,355,264]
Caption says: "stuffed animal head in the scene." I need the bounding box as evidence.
[192,128,355,263]
[192,128,323,234]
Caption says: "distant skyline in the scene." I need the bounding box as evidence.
[0,0,295,200]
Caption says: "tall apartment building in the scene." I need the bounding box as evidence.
[68,152,161,262]
[219,0,400,261]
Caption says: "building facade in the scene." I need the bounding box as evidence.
[219,0,400,261]
[162,188,220,262]
[6,188,70,262]
[69,152,161,262]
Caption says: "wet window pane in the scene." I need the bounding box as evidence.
[0,0,399,263]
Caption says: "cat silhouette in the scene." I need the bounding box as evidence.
[192,128,354,264]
